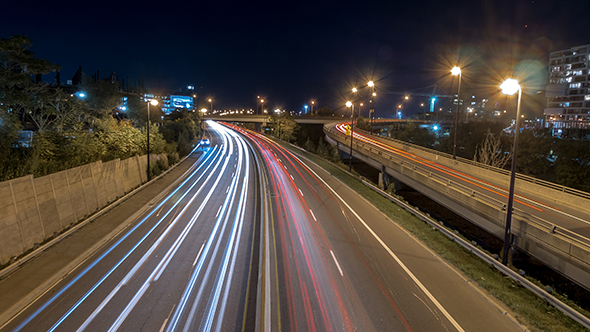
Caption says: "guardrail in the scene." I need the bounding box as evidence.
[327,123,590,202]
[362,180,590,330]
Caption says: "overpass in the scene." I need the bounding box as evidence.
[324,121,590,290]
[203,114,337,126]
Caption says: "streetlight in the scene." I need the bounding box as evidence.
[311,100,315,115]
[208,98,212,114]
[398,104,403,119]
[404,95,409,100]
[346,101,355,172]
[369,80,376,135]
[352,87,358,93]
[451,66,462,159]
[260,99,264,115]
[146,99,158,181]
[500,78,522,266]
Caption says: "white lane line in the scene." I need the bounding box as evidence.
[192,244,205,267]
[290,174,294,180]
[231,172,235,177]
[306,164,466,332]
[330,250,344,277]
[216,205,222,217]
[309,209,317,222]
[226,186,229,193]
[298,188,304,197]
[283,165,287,171]
[159,304,176,332]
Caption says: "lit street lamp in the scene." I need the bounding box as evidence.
[146,98,158,181]
[260,99,265,115]
[369,80,376,135]
[346,101,355,172]
[499,78,522,266]
[451,66,462,159]
[208,98,213,113]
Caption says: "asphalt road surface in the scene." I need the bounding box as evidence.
[1,121,522,332]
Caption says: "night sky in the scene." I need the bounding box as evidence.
[2,0,590,115]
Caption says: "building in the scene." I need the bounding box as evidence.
[545,44,590,134]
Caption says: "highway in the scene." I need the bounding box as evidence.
[233,124,520,331]
[0,121,522,331]
[1,121,259,331]
[331,122,590,240]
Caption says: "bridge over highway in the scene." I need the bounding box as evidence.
[324,121,590,290]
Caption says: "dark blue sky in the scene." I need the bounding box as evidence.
[2,0,590,115]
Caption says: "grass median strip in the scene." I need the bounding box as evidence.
[276,139,589,332]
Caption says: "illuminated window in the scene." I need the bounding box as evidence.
[570,83,582,88]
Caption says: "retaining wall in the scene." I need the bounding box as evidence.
[0,154,167,265]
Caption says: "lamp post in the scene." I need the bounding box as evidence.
[500,78,522,266]
[451,66,462,159]
[146,99,158,181]
[369,80,376,135]
[208,98,212,113]
[346,101,355,172]
[311,100,315,115]
[260,99,265,115]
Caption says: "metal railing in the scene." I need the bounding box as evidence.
[325,122,590,201]
[326,123,590,252]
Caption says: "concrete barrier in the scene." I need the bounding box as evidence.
[326,126,590,289]
[0,154,167,265]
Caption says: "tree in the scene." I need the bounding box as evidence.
[0,35,60,128]
[390,123,436,148]
[316,107,334,117]
[269,111,299,142]
[474,129,512,168]
[355,116,371,131]
[516,128,553,179]
[554,139,590,192]
[80,76,122,118]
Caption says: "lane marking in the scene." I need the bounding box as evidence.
[156,205,164,217]
[226,186,230,194]
[306,164,466,332]
[216,205,222,217]
[159,304,176,332]
[309,209,317,222]
[192,243,205,267]
[298,188,304,197]
[290,174,294,181]
[330,250,344,277]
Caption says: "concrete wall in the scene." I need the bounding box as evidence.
[0,154,166,265]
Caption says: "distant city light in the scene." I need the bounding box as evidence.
[433,125,439,130]
[77,92,86,98]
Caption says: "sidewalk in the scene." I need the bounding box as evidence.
[0,152,201,326]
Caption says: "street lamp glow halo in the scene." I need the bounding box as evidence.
[150,99,158,106]
[345,101,352,107]
[451,66,461,76]
[368,81,374,87]
[352,87,358,93]
[500,78,521,96]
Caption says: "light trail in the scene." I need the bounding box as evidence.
[11,144,220,332]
